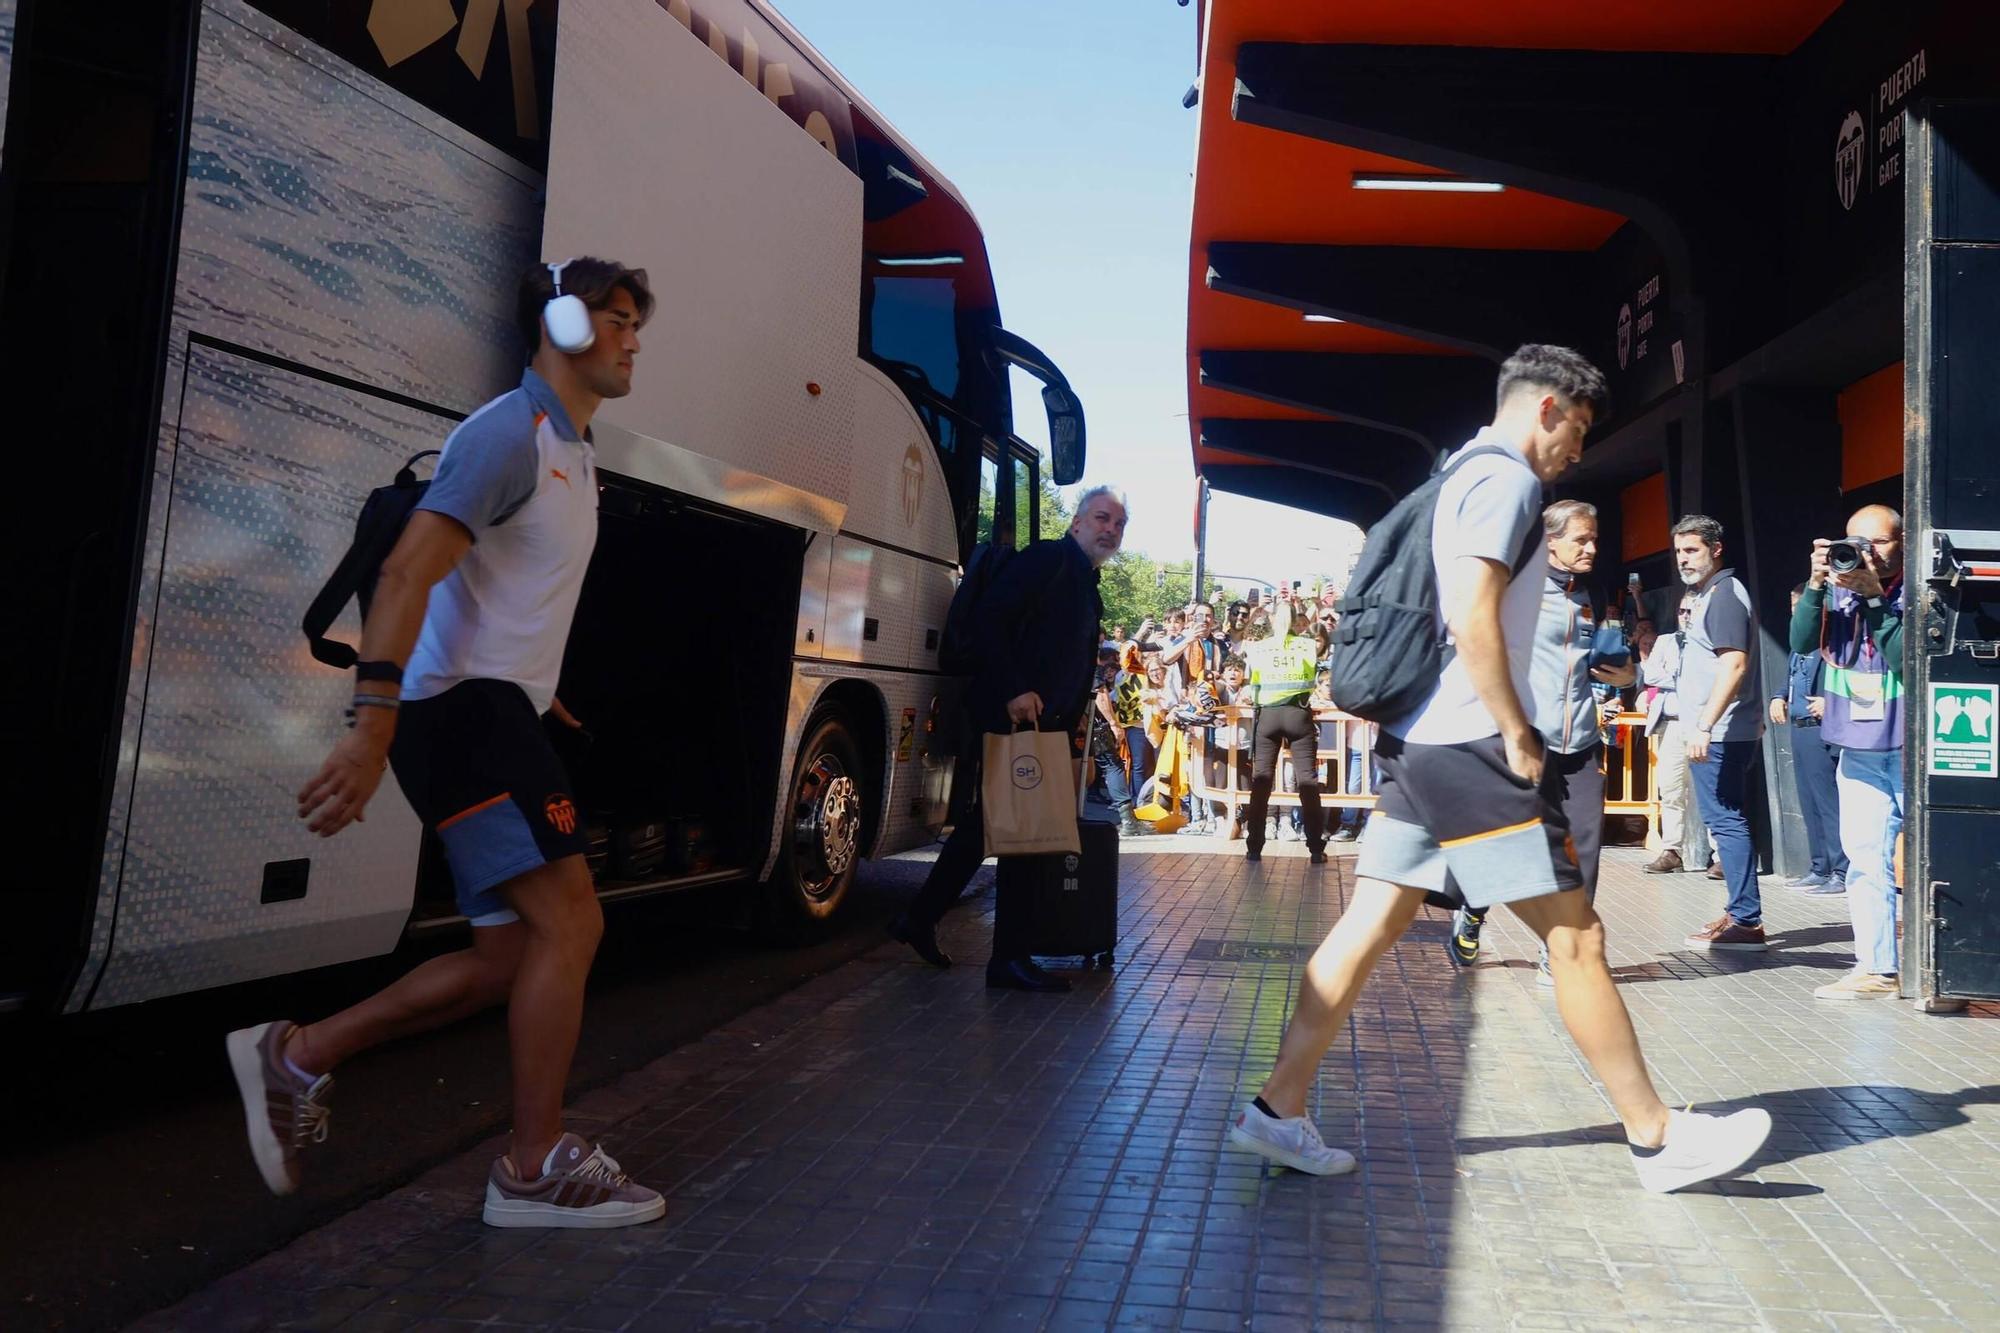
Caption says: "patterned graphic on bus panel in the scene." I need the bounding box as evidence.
[74,0,537,1012]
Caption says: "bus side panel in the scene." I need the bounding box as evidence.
[541,0,863,518]
[824,537,923,670]
[67,0,540,1011]
[81,346,436,1011]
[175,2,541,412]
[844,367,960,566]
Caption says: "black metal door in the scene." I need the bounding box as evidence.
[1905,100,2000,1002]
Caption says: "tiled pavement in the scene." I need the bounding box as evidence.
[143,841,2000,1332]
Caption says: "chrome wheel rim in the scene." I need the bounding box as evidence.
[792,753,860,900]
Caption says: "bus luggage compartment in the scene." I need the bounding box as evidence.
[416,478,804,912]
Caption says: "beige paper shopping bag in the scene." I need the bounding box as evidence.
[982,728,1082,857]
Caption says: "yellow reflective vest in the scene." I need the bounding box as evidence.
[1244,633,1317,707]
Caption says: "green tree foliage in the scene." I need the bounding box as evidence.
[975,473,1075,547]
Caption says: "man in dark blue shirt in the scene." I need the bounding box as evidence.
[1769,583,1847,893]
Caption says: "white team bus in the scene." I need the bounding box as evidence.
[0,0,1083,1014]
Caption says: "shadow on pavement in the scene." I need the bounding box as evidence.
[1453,1083,2000,1181]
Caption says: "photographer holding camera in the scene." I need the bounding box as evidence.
[1793,505,1906,1001]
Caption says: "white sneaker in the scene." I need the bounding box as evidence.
[1227,1103,1357,1176]
[1630,1107,1771,1193]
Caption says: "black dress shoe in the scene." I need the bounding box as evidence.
[888,913,952,968]
[985,958,1071,992]
[1244,845,1262,863]
[1308,848,1328,865]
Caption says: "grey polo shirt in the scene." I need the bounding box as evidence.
[1678,568,1761,743]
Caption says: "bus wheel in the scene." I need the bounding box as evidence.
[766,711,866,937]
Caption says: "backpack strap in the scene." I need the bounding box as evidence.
[1436,447,1547,671]
[300,450,439,670]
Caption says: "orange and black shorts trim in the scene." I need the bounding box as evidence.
[387,679,591,908]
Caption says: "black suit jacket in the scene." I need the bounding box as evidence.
[968,535,1103,735]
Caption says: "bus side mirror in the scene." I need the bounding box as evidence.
[1042,383,1085,486]
[991,328,1087,486]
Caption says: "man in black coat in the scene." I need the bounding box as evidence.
[890,486,1128,991]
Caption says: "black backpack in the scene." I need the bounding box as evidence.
[938,540,1013,675]
[301,449,439,669]
[1328,444,1541,721]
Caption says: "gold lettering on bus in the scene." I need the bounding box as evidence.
[366,0,456,68]
[804,110,837,155]
[367,0,539,140]
[655,0,838,159]
[762,62,795,105]
[456,0,500,76]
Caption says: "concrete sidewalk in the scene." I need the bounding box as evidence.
[142,842,2000,1331]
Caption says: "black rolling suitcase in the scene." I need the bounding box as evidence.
[1009,814,1119,969]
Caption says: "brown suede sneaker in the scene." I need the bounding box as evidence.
[225,1021,332,1196]
[1685,916,1767,951]
[1642,850,1684,874]
[483,1133,665,1229]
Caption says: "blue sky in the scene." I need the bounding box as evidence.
[777,0,1364,586]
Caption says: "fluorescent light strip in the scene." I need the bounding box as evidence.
[878,254,965,267]
[1351,173,1505,193]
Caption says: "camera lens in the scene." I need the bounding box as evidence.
[1828,539,1862,573]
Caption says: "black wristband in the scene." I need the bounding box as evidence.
[356,660,404,685]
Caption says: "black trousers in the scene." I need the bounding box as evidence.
[1245,700,1324,851]
[907,721,1071,963]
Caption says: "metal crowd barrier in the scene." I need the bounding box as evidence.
[1601,711,1661,847]
[1181,705,1661,840]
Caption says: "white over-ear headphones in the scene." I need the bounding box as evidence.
[543,259,595,353]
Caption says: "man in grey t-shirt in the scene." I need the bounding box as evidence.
[1671,514,1767,951]
[1228,346,1770,1195]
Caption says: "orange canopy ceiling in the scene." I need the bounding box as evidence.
[1185,0,1843,498]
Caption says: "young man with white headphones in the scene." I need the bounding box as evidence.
[228,258,663,1228]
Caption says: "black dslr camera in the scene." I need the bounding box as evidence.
[1828,535,1874,574]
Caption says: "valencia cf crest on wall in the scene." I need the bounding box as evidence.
[1835,110,1866,211]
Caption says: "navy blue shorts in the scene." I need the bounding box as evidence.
[389,679,588,925]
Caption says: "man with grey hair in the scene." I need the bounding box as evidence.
[1447,498,1635,979]
[1672,514,1767,952]
[890,485,1128,991]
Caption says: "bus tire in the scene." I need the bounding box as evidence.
[763,710,867,939]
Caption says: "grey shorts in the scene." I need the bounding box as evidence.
[1354,731,1584,911]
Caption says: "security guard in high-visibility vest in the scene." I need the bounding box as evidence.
[1241,592,1327,864]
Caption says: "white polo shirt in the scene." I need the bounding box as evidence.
[402,369,598,714]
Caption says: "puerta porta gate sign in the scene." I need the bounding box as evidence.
[1929,683,1998,779]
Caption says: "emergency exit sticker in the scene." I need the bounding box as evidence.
[1928,683,1999,778]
